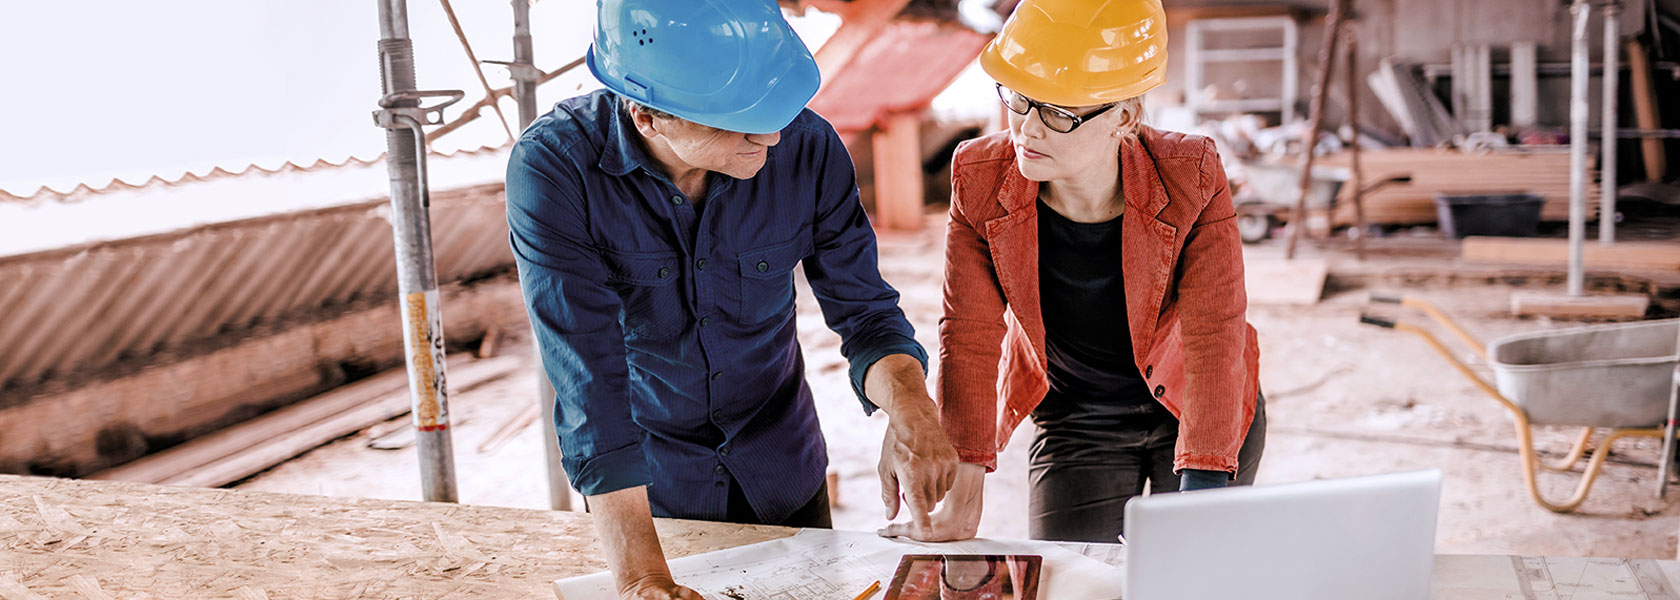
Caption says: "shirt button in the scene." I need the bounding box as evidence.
[719,446,731,457]
[711,372,722,381]
[700,316,711,327]
[670,195,684,205]
[657,267,670,278]
[696,258,707,270]
[714,481,725,487]
[756,260,769,273]
[714,464,726,474]
[1145,365,1153,378]
[712,410,723,420]
[1154,385,1166,398]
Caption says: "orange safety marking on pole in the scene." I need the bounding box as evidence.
[402,290,450,428]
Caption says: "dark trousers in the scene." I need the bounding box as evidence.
[1027,392,1268,542]
[725,477,832,528]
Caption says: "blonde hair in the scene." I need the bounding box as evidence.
[1115,97,1146,140]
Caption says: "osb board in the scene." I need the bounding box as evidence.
[0,475,792,599]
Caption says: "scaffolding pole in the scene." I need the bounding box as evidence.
[1601,2,1621,246]
[1568,0,1591,296]
[507,0,573,512]
[375,0,463,503]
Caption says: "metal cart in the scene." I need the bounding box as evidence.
[1360,294,1680,513]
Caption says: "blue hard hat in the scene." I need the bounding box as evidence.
[587,0,821,135]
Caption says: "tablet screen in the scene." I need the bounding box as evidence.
[884,554,1041,600]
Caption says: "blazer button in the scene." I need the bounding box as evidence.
[1153,385,1166,398]
[756,260,769,273]
[1145,365,1153,378]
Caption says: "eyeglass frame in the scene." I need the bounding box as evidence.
[995,83,1120,134]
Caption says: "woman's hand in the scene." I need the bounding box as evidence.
[878,463,986,542]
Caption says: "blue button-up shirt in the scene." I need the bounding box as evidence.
[506,90,927,523]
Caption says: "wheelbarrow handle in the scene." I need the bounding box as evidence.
[1359,314,1398,329]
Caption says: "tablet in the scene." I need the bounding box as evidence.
[884,554,1041,600]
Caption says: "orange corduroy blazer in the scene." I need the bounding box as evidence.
[937,126,1259,474]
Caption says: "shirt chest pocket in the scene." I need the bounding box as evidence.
[602,250,685,340]
[733,238,809,325]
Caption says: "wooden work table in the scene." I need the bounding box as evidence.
[2,474,1675,599]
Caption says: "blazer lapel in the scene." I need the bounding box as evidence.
[982,163,1046,360]
[1120,134,1180,361]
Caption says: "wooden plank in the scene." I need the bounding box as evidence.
[1626,39,1668,181]
[86,365,410,484]
[871,111,925,231]
[1510,290,1650,319]
[89,354,518,487]
[1462,237,1680,272]
[165,354,519,488]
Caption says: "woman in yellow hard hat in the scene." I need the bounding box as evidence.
[880,0,1266,543]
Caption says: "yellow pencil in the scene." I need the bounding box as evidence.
[851,579,881,600]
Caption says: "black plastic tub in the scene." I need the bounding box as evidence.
[1433,193,1545,238]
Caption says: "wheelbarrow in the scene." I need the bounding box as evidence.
[1359,293,1680,513]
[1234,162,1411,244]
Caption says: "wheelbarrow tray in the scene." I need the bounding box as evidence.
[1487,318,1680,428]
[1238,162,1350,210]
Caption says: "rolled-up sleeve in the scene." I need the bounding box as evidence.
[797,120,927,414]
[506,140,650,496]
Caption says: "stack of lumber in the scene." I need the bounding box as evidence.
[89,354,519,488]
[1463,236,1680,272]
[1316,148,1600,226]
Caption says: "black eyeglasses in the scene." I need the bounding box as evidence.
[995,83,1118,134]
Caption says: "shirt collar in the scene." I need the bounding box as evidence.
[598,93,655,177]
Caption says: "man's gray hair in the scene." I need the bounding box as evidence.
[621,96,676,121]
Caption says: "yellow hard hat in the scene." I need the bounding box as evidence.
[979,0,1168,107]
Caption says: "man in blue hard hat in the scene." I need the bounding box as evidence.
[506,1,961,597]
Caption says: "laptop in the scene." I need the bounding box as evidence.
[1123,470,1443,600]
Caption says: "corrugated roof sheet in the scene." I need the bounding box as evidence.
[0,145,506,205]
[0,153,515,398]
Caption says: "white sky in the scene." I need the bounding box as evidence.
[0,2,991,199]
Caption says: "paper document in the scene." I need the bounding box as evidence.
[553,529,1124,600]
[1433,555,1680,600]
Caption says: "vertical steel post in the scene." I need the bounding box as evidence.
[512,0,540,129]
[1601,2,1621,246]
[1568,0,1590,296]
[509,0,573,512]
[376,0,459,503]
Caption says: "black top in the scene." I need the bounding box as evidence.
[1033,198,1164,429]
